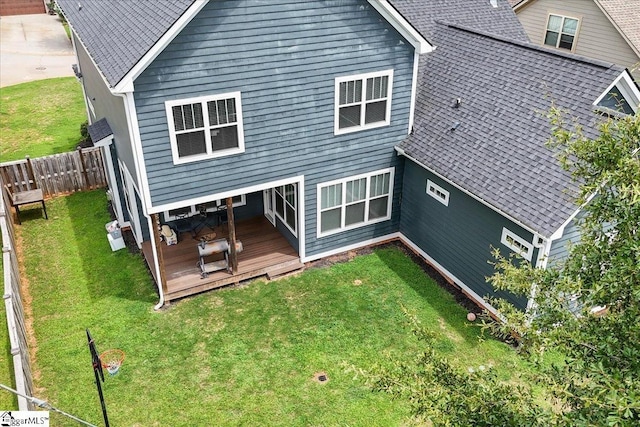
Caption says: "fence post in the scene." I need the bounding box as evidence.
[25,156,37,190]
[77,147,90,190]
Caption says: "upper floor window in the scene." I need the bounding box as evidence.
[165,92,245,164]
[544,14,579,51]
[318,168,394,236]
[335,70,393,135]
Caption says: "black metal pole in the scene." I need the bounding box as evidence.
[87,329,109,427]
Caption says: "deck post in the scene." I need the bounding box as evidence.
[151,214,170,304]
[225,197,238,274]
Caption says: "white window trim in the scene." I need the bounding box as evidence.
[162,195,246,222]
[501,227,534,262]
[593,72,640,115]
[334,69,394,135]
[426,179,449,206]
[165,91,245,165]
[543,13,581,52]
[273,184,298,237]
[317,167,395,238]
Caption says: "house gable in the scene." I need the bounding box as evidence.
[397,22,622,238]
[513,0,640,77]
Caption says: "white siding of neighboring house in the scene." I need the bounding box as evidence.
[516,0,640,79]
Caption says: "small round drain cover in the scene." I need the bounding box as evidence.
[313,372,329,383]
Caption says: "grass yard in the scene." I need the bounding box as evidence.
[5,190,536,425]
[0,77,85,162]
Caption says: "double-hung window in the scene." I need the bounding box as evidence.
[335,70,393,134]
[544,14,579,51]
[318,168,394,236]
[166,92,244,164]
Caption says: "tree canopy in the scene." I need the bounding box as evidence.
[374,112,640,426]
[491,111,640,426]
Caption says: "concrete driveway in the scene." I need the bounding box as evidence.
[0,14,75,88]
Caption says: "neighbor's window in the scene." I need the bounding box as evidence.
[500,227,533,261]
[335,70,393,134]
[426,179,450,206]
[165,92,244,164]
[318,168,394,236]
[544,14,579,50]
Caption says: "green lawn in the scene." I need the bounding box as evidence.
[1,190,537,425]
[0,77,85,162]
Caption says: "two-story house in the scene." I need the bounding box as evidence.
[58,0,639,314]
[511,0,640,80]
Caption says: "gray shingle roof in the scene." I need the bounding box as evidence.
[87,118,112,143]
[57,0,195,87]
[397,22,622,237]
[595,0,640,55]
[389,0,530,43]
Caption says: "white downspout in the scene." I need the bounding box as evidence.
[113,90,165,310]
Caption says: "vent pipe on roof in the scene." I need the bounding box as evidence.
[490,0,498,8]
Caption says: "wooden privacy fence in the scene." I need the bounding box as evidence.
[1,177,35,410]
[0,147,108,198]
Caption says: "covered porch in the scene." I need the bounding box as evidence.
[141,216,302,302]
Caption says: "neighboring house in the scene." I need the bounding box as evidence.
[511,0,640,80]
[57,0,639,313]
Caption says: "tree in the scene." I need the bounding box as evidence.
[489,111,640,426]
[372,112,639,426]
[371,309,552,426]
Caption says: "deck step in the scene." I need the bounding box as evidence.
[266,262,305,279]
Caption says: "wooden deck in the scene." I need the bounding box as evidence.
[141,216,302,301]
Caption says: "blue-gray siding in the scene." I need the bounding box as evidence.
[400,161,532,309]
[133,0,415,256]
[547,210,584,269]
[74,33,137,185]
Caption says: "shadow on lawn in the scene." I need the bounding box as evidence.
[64,191,157,304]
[375,243,484,341]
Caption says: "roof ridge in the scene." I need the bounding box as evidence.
[434,19,619,71]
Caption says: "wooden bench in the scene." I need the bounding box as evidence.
[4,186,48,224]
